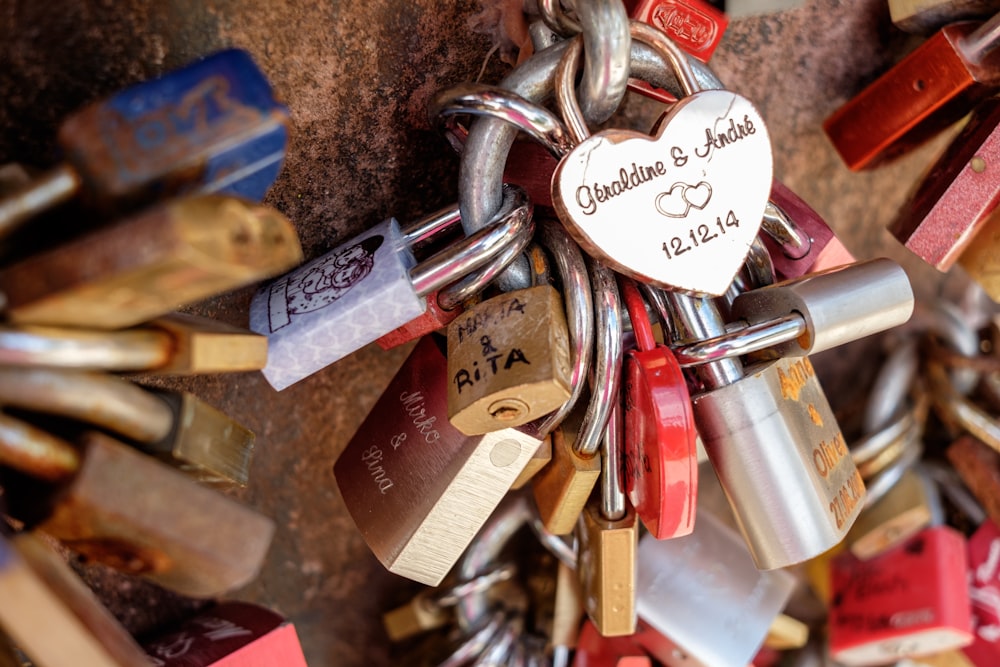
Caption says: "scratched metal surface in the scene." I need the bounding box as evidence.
[0,0,974,664]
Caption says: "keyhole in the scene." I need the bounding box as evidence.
[912,79,926,92]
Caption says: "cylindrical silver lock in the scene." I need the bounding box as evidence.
[730,258,914,358]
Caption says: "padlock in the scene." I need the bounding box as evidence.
[446,281,572,434]
[250,184,532,391]
[0,531,152,667]
[619,277,697,540]
[0,49,289,239]
[728,258,914,359]
[140,312,269,374]
[1,427,274,597]
[625,0,729,105]
[141,601,309,667]
[823,14,1000,170]
[533,258,620,536]
[634,504,796,666]
[671,289,865,568]
[0,367,254,486]
[762,179,856,280]
[828,524,974,665]
[890,0,1000,34]
[0,195,303,330]
[455,20,723,295]
[889,96,1000,272]
[577,397,639,637]
[333,336,542,586]
[550,23,772,295]
[551,559,585,663]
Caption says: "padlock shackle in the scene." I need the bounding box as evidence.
[671,313,806,367]
[0,367,173,444]
[400,204,463,247]
[662,291,744,388]
[430,83,574,160]
[409,184,533,298]
[0,325,172,371]
[435,228,527,312]
[600,397,627,521]
[861,435,922,510]
[761,199,812,261]
[619,278,657,353]
[574,260,623,459]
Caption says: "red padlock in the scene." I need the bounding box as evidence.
[965,517,1000,665]
[141,601,308,667]
[620,278,698,540]
[828,525,974,665]
[626,0,729,104]
[888,95,1000,272]
[764,179,856,280]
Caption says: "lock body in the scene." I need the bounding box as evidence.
[60,48,289,205]
[829,525,974,665]
[693,356,865,569]
[251,218,422,390]
[959,203,1000,302]
[947,435,1000,529]
[847,467,937,560]
[0,196,302,330]
[890,97,1000,271]
[447,284,572,434]
[890,0,1000,34]
[623,341,697,540]
[0,532,152,667]
[141,601,308,667]
[823,21,1000,170]
[147,312,269,374]
[964,518,1000,665]
[7,431,275,597]
[333,336,540,586]
[635,509,796,667]
[533,422,602,536]
[375,289,463,350]
[579,500,639,637]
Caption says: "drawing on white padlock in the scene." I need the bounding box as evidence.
[551,22,773,296]
[266,235,383,331]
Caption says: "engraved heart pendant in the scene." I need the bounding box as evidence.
[552,89,773,296]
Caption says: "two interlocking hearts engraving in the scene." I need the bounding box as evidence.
[552,89,773,296]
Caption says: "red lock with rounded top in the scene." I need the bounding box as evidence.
[620,278,698,540]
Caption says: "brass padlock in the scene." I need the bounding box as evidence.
[2,426,274,597]
[578,398,638,638]
[446,283,572,434]
[0,195,302,330]
[0,531,152,667]
[0,367,254,486]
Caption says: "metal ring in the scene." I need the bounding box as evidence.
[0,411,80,481]
[761,201,812,260]
[433,562,518,607]
[574,0,631,125]
[436,231,527,311]
[861,337,920,434]
[672,313,806,367]
[528,516,578,569]
[454,493,534,632]
[537,0,580,36]
[458,36,723,291]
[535,219,594,438]
[410,184,532,297]
[862,435,922,510]
[851,407,919,471]
[429,83,574,159]
[573,259,623,459]
[438,610,507,667]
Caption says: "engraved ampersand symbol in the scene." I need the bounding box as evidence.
[551,89,773,296]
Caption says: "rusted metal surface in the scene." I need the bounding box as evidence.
[0,0,974,664]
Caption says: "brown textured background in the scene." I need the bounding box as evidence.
[0,0,977,664]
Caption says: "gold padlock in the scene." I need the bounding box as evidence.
[0,195,302,330]
[0,532,151,667]
[447,283,572,435]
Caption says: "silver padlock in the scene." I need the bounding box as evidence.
[666,289,866,569]
[250,184,532,390]
[634,498,796,666]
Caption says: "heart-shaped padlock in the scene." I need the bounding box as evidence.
[551,23,773,296]
[620,277,698,540]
